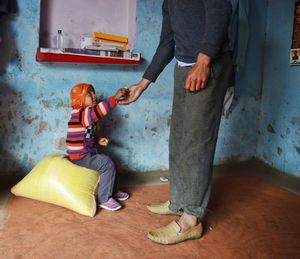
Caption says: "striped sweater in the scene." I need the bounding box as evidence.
[66,97,116,160]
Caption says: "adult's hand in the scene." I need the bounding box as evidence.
[119,78,151,105]
[184,53,211,92]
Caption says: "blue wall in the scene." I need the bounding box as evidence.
[215,0,268,164]
[258,0,300,177]
[0,0,270,174]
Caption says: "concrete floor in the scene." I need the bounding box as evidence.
[1,159,300,232]
[0,159,300,258]
[0,176,23,233]
[118,158,300,196]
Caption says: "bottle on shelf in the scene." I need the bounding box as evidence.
[56,30,64,51]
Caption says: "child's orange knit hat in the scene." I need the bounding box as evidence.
[70,83,95,109]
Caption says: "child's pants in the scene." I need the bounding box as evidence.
[71,153,117,203]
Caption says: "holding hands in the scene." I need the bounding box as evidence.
[114,88,130,102]
[118,79,151,105]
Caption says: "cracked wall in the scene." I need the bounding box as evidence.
[0,0,269,175]
[257,0,300,177]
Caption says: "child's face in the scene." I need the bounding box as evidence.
[84,88,97,107]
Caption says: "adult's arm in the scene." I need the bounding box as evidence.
[199,0,232,58]
[185,0,232,92]
[120,1,175,105]
[143,0,175,82]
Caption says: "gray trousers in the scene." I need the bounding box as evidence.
[72,153,117,203]
[168,52,233,218]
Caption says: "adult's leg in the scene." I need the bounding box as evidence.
[146,65,187,215]
[169,52,233,218]
[168,63,189,213]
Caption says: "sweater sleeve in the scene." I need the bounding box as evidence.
[199,0,232,58]
[80,96,116,127]
[143,0,175,82]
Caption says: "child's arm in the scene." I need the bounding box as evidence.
[80,97,116,127]
[80,88,128,127]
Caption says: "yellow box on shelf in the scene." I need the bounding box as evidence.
[93,32,128,44]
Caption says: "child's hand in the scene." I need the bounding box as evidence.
[98,137,109,146]
[114,88,129,101]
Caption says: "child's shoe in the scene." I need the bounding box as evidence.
[113,191,130,201]
[99,198,122,211]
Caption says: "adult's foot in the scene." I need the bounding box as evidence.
[147,200,182,215]
[147,220,202,245]
[176,212,199,232]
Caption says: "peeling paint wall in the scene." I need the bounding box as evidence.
[257,0,300,177]
[215,0,268,164]
[0,0,266,174]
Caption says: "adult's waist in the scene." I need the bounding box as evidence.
[177,50,232,68]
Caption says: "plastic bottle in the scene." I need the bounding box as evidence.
[57,30,64,51]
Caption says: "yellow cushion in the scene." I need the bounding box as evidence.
[11,154,99,217]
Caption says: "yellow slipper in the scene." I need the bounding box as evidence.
[146,200,182,215]
[148,220,203,245]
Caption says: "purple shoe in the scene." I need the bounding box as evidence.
[99,198,122,211]
[113,191,130,201]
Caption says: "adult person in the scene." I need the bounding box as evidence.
[120,0,233,244]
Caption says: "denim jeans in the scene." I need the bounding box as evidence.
[168,52,233,217]
[72,153,117,203]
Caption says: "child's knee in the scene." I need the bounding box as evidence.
[97,154,115,171]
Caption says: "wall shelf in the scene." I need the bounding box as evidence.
[36,48,141,65]
[38,0,138,65]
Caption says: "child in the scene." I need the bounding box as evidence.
[66,83,129,211]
